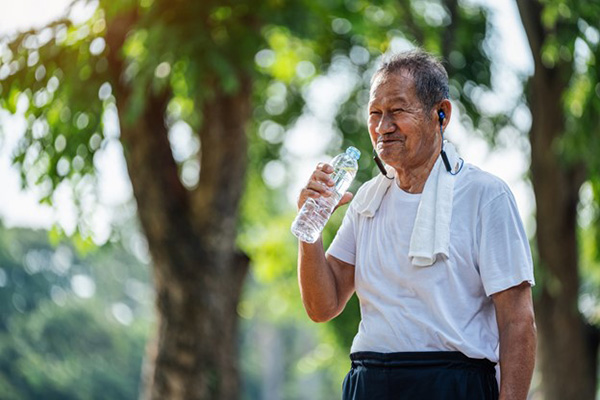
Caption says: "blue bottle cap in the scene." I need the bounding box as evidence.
[346,146,361,160]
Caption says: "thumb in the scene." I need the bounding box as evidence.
[337,192,354,208]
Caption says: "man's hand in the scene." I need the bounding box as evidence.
[297,163,353,211]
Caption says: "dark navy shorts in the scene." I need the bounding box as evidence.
[342,351,499,400]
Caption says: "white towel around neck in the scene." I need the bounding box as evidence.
[353,142,463,267]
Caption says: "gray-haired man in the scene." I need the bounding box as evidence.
[296,49,536,399]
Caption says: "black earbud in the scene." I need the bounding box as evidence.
[438,110,445,125]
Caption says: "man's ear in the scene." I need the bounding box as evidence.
[437,99,452,131]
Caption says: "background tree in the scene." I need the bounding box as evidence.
[516,0,600,398]
[0,1,261,398]
[0,0,388,398]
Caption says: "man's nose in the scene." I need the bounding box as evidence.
[376,113,396,135]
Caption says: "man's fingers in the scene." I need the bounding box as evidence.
[297,163,335,210]
[311,170,335,187]
[313,163,334,185]
[317,162,334,174]
[305,182,332,197]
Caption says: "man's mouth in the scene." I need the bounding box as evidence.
[377,136,405,144]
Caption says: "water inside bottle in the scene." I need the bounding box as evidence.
[291,147,360,243]
[330,168,355,195]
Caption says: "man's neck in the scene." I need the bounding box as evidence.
[393,153,439,194]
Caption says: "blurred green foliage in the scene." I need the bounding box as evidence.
[552,1,600,245]
[0,0,498,234]
[0,219,353,399]
[0,224,151,399]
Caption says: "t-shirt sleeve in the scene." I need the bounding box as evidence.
[478,191,535,297]
[326,203,358,266]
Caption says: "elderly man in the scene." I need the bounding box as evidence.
[296,50,536,400]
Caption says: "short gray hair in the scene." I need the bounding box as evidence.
[373,49,449,112]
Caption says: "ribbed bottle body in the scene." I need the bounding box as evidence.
[291,147,360,243]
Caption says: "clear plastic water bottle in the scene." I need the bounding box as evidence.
[291,146,361,243]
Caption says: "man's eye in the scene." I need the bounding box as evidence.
[392,108,405,114]
[369,110,381,115]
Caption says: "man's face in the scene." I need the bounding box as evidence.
[368,71,440,171]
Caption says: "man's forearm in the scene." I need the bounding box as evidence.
[298,240,342,322]
[498,320,537,400]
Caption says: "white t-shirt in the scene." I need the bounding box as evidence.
[326,164,534,362]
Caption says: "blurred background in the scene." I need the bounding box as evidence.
[0,0,598,399]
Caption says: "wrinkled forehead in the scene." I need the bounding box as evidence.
[369,70,418,105]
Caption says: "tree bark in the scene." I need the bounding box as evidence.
[516,1,599,398]
[105,11,251,400]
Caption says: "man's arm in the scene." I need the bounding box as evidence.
[492,281,537,400]
[298,243,355,322]
[296,162,355,322]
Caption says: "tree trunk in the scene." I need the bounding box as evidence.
[516,1,599,398]
[105,11,251,400]
[528,72,597,399]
